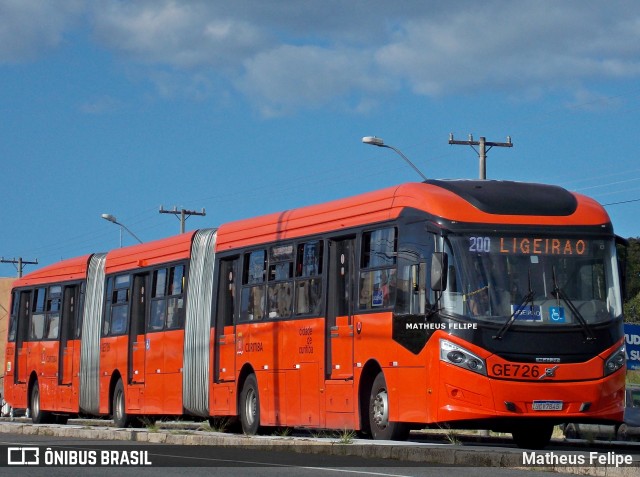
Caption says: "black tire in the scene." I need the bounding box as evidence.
[512,423,554,449]
[563,423,579,439]
[616,423,629,441]
[239,374,260,435]
[368,372,409,441]
[112,379,132,428]
[30,380,53,424]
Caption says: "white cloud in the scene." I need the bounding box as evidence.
[0,0,84,62]
[91,0,270,70]
[239,45,390,116]
[375,3,640,96]
[4,1,640,114]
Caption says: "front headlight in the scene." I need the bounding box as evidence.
[440,339,487,376]
[604,345,626,376]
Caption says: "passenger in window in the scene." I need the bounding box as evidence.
[376,270,390,305]
[467,287,490,315]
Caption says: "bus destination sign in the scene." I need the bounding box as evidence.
[468,236,590,256]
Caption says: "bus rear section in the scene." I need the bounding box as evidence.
[4,256,89,423]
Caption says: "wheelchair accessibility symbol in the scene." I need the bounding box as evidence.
[549,306,565,323]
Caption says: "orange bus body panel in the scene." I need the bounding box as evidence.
[216,185,402,250]
[100,232,196,418]
[105,232,195,274]
[216,183,611,251]
[12,254,91,288]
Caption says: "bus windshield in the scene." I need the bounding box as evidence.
[440,234,622,326]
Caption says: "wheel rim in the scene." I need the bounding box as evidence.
[372,388,389,429]
[244,388,257,427]
[115,389,124,423]
[32,387,40,419]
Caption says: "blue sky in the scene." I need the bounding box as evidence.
[2,0,640,274]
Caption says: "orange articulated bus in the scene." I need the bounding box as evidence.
[3,180,626,449]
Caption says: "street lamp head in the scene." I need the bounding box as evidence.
[101,213,117,224]
[361,135,428,181]
[362,136,385,147]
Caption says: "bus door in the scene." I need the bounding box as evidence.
[327,237,355,380]
[129,273,148,385]
[14,291,31,384]
[214,257,238,383]
[59,285,78,386]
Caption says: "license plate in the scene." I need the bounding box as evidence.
[532,400,563,411]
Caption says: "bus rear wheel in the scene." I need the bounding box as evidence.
[239,374,260,435]
[112,379,132,428]
[512,423,553,449]
[30,380,53,424]
[368,372,409,441]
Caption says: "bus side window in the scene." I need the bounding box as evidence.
[45,285,62,340]
[8,291,18,342]
[267,245,294,319]
[105,274,130,336]
[30,287,46,340]
[149,269,167,332]
[240,250,266,321]
[359,228,397,310]
[166,265,185,329]
[295,241,323,316]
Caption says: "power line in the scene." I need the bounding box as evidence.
[603,198,640,206]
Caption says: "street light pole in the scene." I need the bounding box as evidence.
[362,136,427,181]
[101,214,143,247]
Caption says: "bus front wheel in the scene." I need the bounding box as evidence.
[239,374,260,435]
[368,372,409,441]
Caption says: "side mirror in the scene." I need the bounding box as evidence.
[431,252,448,292]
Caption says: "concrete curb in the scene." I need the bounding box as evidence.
[0,421,637,476]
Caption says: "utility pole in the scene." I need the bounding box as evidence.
[1,257,38,278]
[448,133,513,179]
[159,206,206,234]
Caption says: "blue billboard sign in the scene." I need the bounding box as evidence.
[624,323,640,370]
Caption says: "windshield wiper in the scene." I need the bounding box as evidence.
[493,268,536,340]
[551,267,596,342]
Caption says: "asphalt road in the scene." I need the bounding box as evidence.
[0,432,581,477]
